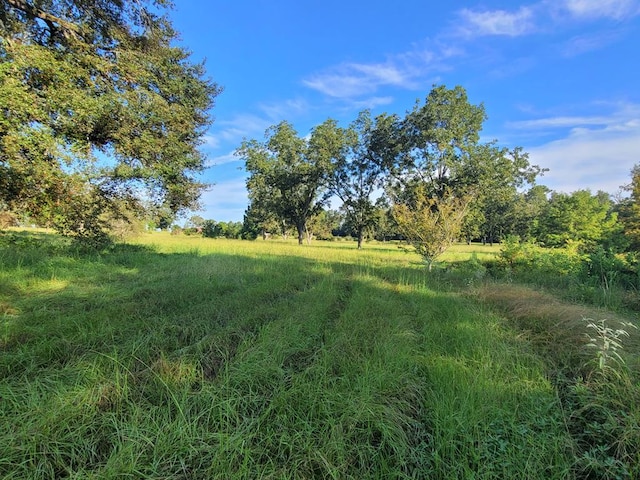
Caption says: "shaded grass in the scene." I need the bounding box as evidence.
[475,282,640,479]
[1,232,573,478]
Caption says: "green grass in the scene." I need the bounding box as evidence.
[0,231,605,478]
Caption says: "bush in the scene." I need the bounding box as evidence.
[107,217,145,242]
[0,210,18,229]
[498,235,533,267]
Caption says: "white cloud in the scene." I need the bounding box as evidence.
[508,103,640,131]
[302,45,457,100]
[457,7,537,37]
[206,113,272,148]
[508,115,615,129]
[454,1,639,41]
[206,99,312,150]
[205,151,240,167]
[202,135,220,149]
[302,0,638,102]
[561,0,640,20]
[199,179,249,222]
[521,105,640,193]
[303,62,417,99]
[530,131,640,194]
[352,63,414,87]
[303,73,370,98]
[349,96,395,110]
[258,98,309,122]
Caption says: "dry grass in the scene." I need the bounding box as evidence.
[476,283,640,374]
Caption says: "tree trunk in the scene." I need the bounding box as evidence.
[296,224,304,245]
[357,230,363,249]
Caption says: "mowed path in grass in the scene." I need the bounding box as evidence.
[1,233,572,478]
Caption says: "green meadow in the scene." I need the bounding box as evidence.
[1,231,638,479]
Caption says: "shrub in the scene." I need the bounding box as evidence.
[0,210,18,229]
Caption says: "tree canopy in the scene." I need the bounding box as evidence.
[0,0,220,242]
[238,85,549,260]
[329,110,401,249]
[387,85,543,265]
[238,120,342,245]
[537,190,621,249]
[617,164,640,250]
[395,85,486,198]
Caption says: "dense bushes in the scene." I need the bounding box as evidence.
[460,238,640,479]
[485,236,640,310]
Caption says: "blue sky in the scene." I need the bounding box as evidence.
[170,0,640,222]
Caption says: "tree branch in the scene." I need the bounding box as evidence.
[5,0,84,41]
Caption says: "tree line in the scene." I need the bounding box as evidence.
[1,1,637,264]
[236,85,538,267]
[233,85,639,268]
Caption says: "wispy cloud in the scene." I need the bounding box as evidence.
[303,62,418,98]
[457,7,537,37]
[202,135,220,149]
[560,0,640,20]
[455,0,640,40]
[205,151,240,167]
[199,179,249,222]
[258,98,309,123]
[508,103,640,130]
[530,129,640,194]
[206,99,310,150]
[303,45,458,100]
[349,96,395,110]
[302,0,639,102]
[208,113,273,146]
[508,115,616,130]
[518,103,640,193]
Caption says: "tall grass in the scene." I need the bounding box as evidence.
[0,231,582,478]
[474,280,640,479]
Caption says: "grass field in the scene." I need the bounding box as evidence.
[1,231,638,478]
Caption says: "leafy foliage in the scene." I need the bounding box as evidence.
[537,190,621,250]
[388,85,543,263]
[0,0,220,242]
[396,85,487,198]
[239,120,343,244]
[329,110,401,248]
[202,220,242,239]
[617,164,640,250]
[393,187,472,270]
[238,85,545,261]
[584,318,637,376]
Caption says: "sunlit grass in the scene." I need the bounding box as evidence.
[0,231,597,478]
[132,230,500,258]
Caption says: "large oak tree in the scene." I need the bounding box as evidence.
[0,0,220,241]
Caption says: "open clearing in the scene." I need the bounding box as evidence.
[1,232,637,478]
